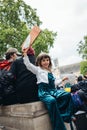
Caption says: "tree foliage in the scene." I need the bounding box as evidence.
[0,0,57,57]
[80,61,87,75]
[33,29,57,56]
[77,36,87,59]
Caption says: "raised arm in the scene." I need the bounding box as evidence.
[23,47,38,75]
[23,55,38,75]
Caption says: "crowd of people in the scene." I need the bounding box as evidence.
[61,74,87,112]
[0,46,87,130]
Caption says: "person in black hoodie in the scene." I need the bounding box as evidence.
[9,47,39,104]
[0,48,21,105]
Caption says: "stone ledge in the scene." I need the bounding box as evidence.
[0,101,48,118]
[0,101,52,130]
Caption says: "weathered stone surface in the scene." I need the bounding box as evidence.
[0,101,52,130]
[0,101,73,130]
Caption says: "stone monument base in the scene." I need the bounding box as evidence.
[0,101,52,130]
[0,101,73,130]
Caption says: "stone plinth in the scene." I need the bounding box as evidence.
[0,101,52,130]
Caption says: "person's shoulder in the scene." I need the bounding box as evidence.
[15,57,23,62]
[11,57,22,67]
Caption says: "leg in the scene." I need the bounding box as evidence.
[54,90,74,123]
[40,95,66,130]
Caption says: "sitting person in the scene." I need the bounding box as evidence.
[23,48,75,130]
[0,48,21,105]
[9,47,39,104]
[0,47,39,105]
[0,47,21,71]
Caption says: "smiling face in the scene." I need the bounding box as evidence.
[41,57,50,70]
[36,53,52,70]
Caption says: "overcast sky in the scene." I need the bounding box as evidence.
[24,0,87,66]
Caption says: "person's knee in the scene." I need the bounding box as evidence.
[41,96,56,106]
[49,97,56,105]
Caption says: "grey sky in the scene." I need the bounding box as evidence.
[24,0,87,66]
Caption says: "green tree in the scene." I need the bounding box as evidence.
[0,0,57,57]
[80,61,87,75]
[77,36,87,75]
[0,0,41,56]
[77,36,87,59]
[33,29,57,56]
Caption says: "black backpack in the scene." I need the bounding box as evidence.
[0,69,15,99]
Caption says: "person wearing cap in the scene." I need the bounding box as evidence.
[5,48,21,60]
[0,48,21,71]
[8,46,39,104]
[0,47,22,105]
